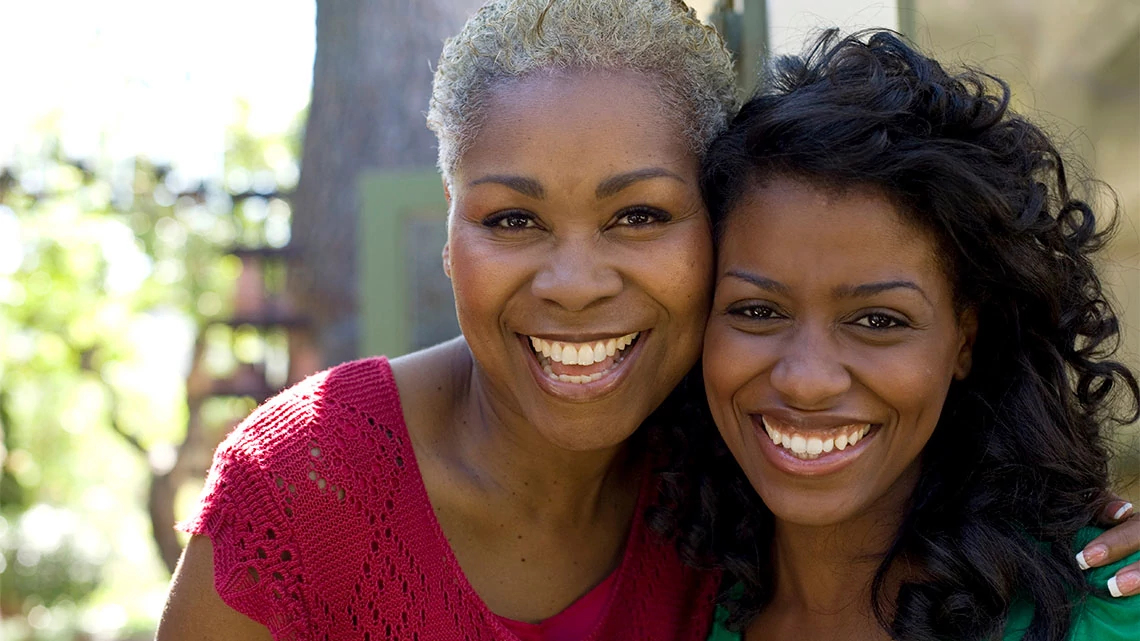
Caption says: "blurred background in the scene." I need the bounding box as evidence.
[0,0,1135,638]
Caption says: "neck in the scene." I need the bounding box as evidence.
[755,465,921,639]
[452,348,640,526]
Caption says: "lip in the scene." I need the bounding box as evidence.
[750,412,881,477]
[757,408,873,431]
[518,331,647,402]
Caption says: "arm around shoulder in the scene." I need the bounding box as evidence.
[156,535,273,641]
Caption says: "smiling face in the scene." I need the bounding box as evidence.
[704,177,975,527]
[444,70,713,451]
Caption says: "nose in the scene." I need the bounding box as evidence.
[769,326,851,411]
[531,237,623,311]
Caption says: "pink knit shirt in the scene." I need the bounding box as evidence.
[180,357,718,640]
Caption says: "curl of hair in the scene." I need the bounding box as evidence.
[427,0,738,178]
[651,30,1139,641]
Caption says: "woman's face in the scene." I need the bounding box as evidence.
[704,177,975,527]
[445,70,712,451]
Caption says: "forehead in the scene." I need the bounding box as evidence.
[720,178,948,289]
[453,70,696,182]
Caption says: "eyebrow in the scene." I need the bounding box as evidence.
[833,281,932,306]
[725,271,932,305]
[468,167,684,201]
[724,270,791,296]
[469,175,545,199]
[595,168,685,199]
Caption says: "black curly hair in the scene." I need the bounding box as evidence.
[648,30,1139,641]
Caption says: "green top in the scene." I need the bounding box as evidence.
[707,527,1140,640]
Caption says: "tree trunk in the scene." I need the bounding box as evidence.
[290,0,484,368]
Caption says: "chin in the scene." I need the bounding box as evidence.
[766,498,860,527]
[536,413,643,452]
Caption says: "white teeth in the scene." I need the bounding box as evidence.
[529,332,640,365]
[534,332,642,384]
[790,435,807,455]
[760,418,872,460]
[579,345,594,366]
[563,345,579,365]
[554,372,606,384]
[806,438,823,456]
[575,345,590,366]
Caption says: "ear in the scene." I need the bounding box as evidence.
[441,177,453,280]
[953,308,978,380]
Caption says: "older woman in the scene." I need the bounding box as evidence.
[157,1,734,639]
[669,31,1140,641]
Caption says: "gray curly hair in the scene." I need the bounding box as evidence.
[427,0,738,178]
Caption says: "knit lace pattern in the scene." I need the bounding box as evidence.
[179,357,719,640]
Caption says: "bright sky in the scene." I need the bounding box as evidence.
[0,0,316,181]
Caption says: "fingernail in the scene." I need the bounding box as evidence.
[1112,502,1134,521]
[1109,576,1122,597]
[1109,570,1140,598]
[1077,544,1108,569]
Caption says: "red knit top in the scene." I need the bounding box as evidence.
[180,357,719,640]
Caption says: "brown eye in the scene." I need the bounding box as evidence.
[484,211,537,230]
[855,313,905,329]
[615,206,669,227]
[728,304,780,320]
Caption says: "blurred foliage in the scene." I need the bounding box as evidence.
[0,106,303,639]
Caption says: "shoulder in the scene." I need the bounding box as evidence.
[217,356,400,464]
[388,337,470,402]
[181,356,407,539]
[1067,527,1140,640]
[389,337,472,445]
[705,605,742,641]
[1004,527,1140,641]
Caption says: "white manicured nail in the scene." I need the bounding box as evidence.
[1108,576,1123,598]
[1075,551,1090,571]
[1112,502,1133,521]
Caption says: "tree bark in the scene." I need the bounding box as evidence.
[290,0,484,368]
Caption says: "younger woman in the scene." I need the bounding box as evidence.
[672,31,1140,641]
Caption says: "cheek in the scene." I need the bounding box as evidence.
[702,321,770,424]
[863,344,956,439]
[446,233,528,327]
[649,224,714,324]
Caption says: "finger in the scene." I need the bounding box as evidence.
[1107,563,1140,598]
[1095,499,1135,526]
[1076,513,1140,569]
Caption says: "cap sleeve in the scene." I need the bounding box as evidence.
[178,388,318,639]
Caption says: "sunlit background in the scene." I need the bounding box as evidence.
[1,1,1135,638]
[0,1,314,637]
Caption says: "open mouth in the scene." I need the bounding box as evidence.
[525,331,641,384]
[759,415,877,460]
